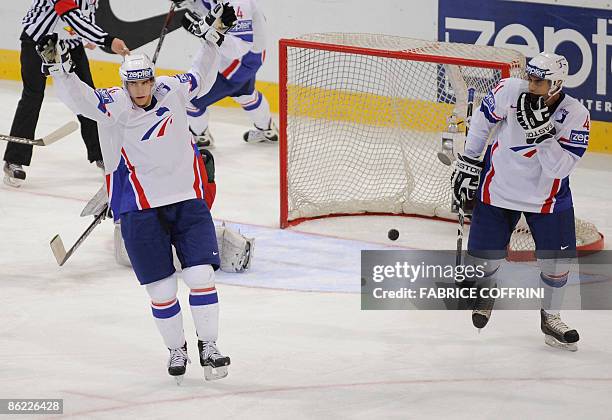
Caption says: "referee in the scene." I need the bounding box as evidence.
[3,0,129,187]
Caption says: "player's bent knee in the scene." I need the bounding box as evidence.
[145,273,178,304]
[182,264,215,290]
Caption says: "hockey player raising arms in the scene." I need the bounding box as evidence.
[451,52,590,351]
[39,4,237,383]
[173,0,278,148]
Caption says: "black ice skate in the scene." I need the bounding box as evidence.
[540,309,579,352]
[198,340,230,381]
[191,127,215,149]
[167,342,190,385]
[243,121,278,144]
[3,162,26,187]
[472,284,496,330]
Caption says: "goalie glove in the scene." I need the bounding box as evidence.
[451,154,483,207]
[35,34,74,76]
[516,92,556,144]
[181,4,225,46]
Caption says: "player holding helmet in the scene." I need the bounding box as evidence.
[451,52,590,351]
[38,4,236,382]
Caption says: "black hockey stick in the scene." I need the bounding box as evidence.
[0,121,78,146]
[455,87,476,269]
[152,3,177,64]
[50,204,108,266]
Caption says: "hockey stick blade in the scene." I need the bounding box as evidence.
[50,234,68,266]
[0,121,78,146]
[40,121,79,145]
[50,205,108,266]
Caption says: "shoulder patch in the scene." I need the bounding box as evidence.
[174,73,198,93]
[95,88,114,104]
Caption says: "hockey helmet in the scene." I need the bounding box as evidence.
[525,52,568,96]
[119,54,155,84]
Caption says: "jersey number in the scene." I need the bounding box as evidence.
[235,6,244,18]
[583,117,590,131]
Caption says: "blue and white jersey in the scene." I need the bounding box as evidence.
[190,0,267,83]
[52,41,221,217]
[465,77,590,214]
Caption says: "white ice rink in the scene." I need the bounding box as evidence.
[1,79,612,419]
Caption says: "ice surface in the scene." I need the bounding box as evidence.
[0,80,611,419]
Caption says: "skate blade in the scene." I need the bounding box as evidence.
[544,335,578,352]
[204,365,228,381]
[3,174,24,188]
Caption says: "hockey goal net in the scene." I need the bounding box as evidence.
[279,33,603,258]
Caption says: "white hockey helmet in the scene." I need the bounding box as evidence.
[525,52,569,96]
[119,54,155,84]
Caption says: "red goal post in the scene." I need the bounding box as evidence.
[278,33,603,258]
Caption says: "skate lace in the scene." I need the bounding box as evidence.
[168,347,190,367]
[546,313,569,333]
[7,163,23,172]
[201,342,221,360]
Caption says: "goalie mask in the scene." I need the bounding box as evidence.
[525,52,568,97]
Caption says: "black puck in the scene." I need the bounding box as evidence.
[388,229,399,241]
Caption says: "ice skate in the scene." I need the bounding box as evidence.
[540,309,579,352]
[3,162,26,187]
[243,121,278,144]
[198,340,230,381]
[167,342,190,385]
[472,284,496,330]
[191,127,215,149]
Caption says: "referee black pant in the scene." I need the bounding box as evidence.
[4,32,102,166]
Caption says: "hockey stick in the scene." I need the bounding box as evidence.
[152,3,177,64]
[455,87,476,269]
[0,121,78,146]
[50,204,108,266]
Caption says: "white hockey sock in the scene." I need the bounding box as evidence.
[151,298,186,349]
[189,287,219,342]
[539,272,568,315]
[188,108,211,135]
[233,91,272,129]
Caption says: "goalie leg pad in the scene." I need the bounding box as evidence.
[215,225,254,273]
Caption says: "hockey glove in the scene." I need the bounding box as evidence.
[181,5,225,46]
[451,154,483,206]
[516,92,556,144]
[219,3,238,32]
[35,34,74,76]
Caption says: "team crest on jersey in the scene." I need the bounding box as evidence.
[142,107,173,141]
[569,130,589,145]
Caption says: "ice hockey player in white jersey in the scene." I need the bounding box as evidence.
[39,4,237,382]
[451,52,590,351]
[172,0,278,148]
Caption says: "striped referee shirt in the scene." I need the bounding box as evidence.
[22,0,114,49]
